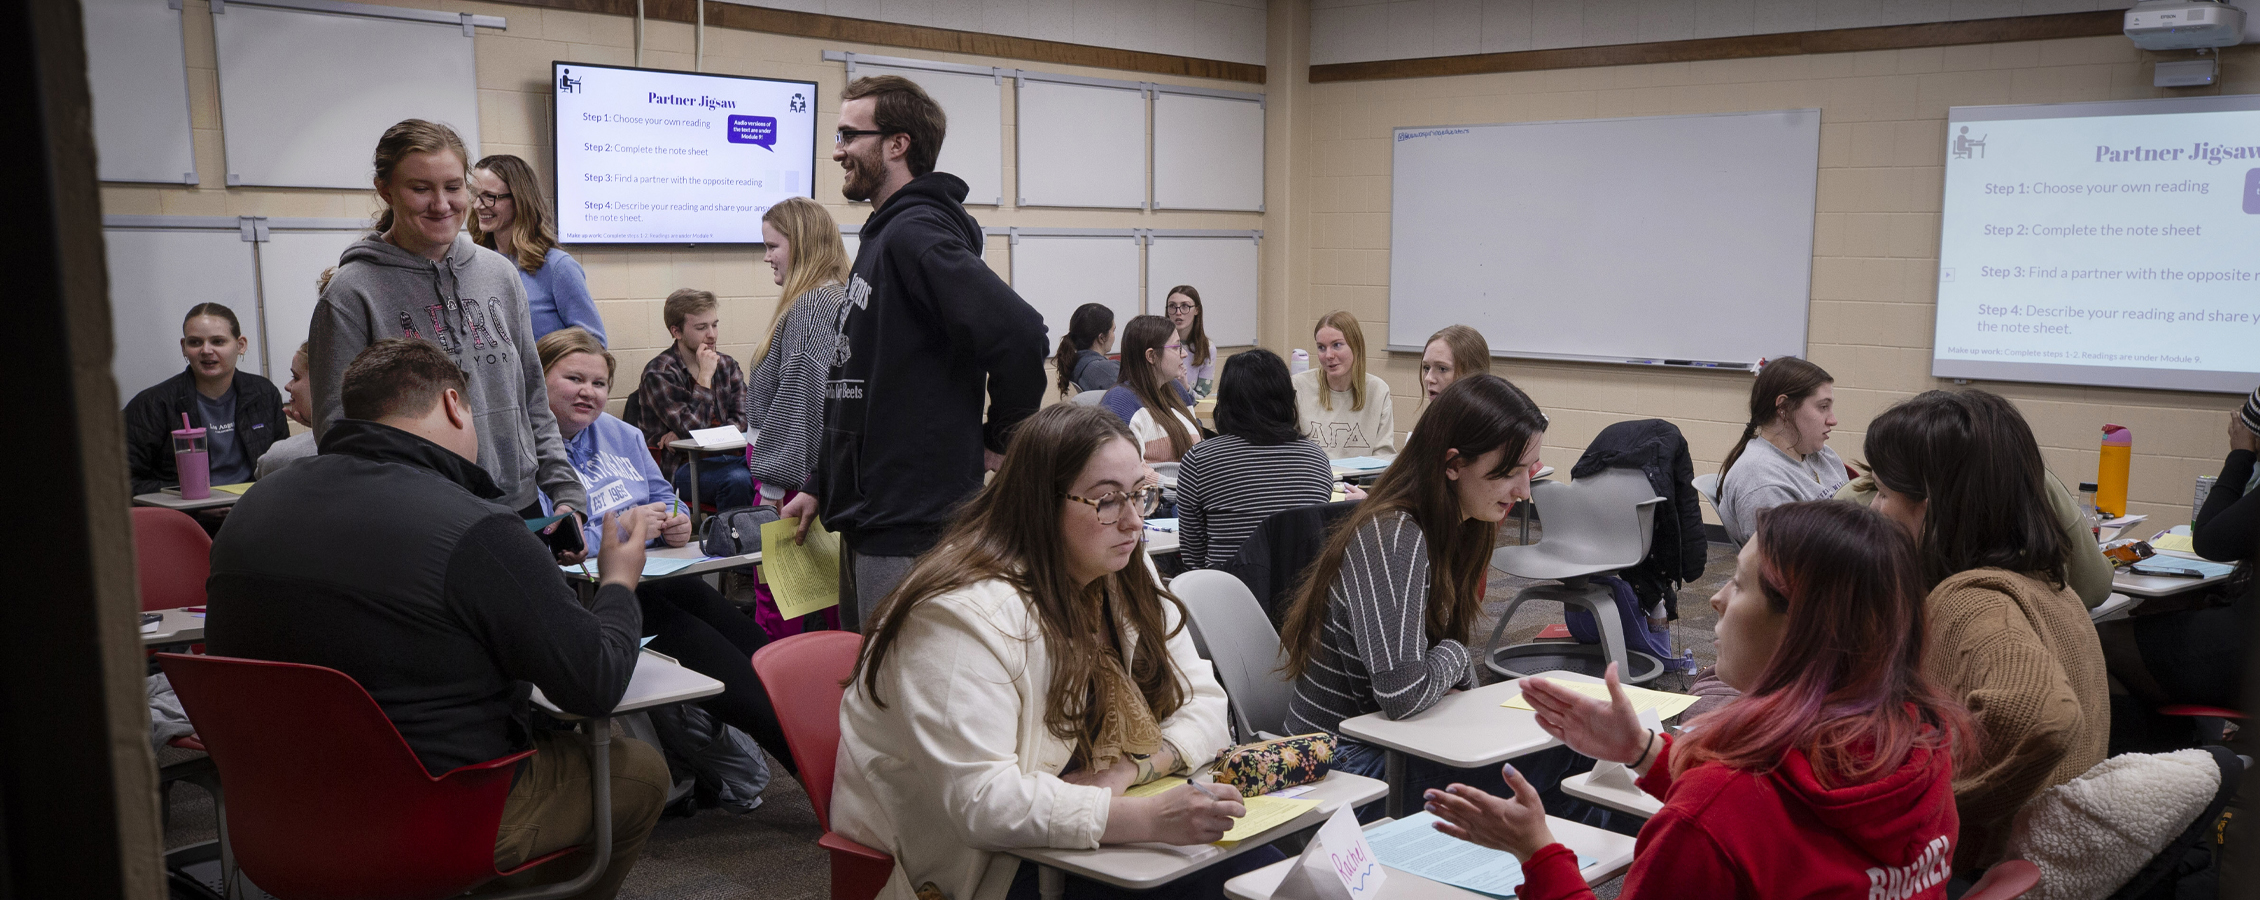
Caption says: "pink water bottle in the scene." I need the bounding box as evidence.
[173,413,210,500]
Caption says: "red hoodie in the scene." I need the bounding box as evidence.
[1516,733,1959,900]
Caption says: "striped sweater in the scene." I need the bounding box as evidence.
[1285,512,1475,737]
[742,283,846,494]
[1174,435,1335,569]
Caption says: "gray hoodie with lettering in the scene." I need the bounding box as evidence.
[310,233,586,514]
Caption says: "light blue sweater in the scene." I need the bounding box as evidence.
[521,247,605,343]
[540,412,676,549]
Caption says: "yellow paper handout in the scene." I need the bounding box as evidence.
[761,516,842,619]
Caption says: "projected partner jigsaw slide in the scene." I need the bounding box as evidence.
[553,62,818,244]
[1935,99,2260,392]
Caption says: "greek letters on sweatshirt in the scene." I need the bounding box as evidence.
[310,233,585,514]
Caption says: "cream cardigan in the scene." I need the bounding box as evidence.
[830,576,1233,900]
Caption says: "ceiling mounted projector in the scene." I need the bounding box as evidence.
[2125,0,2245,50]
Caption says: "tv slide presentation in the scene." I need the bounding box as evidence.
[553,62,817,244]
[1935,95,2260,393]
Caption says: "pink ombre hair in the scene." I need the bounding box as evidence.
[1673,501,1979,788]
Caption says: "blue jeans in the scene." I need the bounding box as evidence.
[672,455,752,511]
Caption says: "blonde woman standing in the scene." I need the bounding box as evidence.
[1293,311,1395,459]
[745,197,850,509]
[470,154,604,342]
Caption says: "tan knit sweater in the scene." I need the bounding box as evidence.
[1925,567,2109,874]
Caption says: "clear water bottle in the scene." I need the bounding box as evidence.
[1289,348,1310,374]
[2077,482,2102,541]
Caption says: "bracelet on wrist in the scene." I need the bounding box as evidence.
[1629,729,1657,769]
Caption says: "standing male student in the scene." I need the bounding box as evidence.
[782,75,1047,629]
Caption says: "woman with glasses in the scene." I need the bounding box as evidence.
[833,403,1265,900]
[1280,374,1547,790]
[1161,285,1215,398]
[470,154,604,343]
[1099,315,1202,463]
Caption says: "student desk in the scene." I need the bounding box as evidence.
[665,435,749,528]
[141,607,206,646]
[133,491,240,511]
[1560,763,1664,819]
[1143,524,1180,557]
[562,544,764,605]
[1336,671,1603,819]
[1008,770,1387,900]
[2110,548,2238,599]
[530,648,725,717]
[1221,815,1639,900]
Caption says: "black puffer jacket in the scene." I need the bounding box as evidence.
[1571,419,1706,619]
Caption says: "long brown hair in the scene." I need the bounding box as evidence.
[1719,356,1833,488]
[1674,501,1977,786]
[1312,311,1371,412]
[759,197,851,364]
[850,404,1191,768]
[468,154,558,274]
[1864,389,2070,588]
[1166,285,1212,367]
[1053,303,1116,397]
[1425,325,1491,383]
[1119,315,1195,458]
[369,119,469,237]
[1281,375,1548,679]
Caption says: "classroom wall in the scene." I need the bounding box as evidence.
[97,0,1268,417]
[1283,25,2258,527]
[716,0,1270,65]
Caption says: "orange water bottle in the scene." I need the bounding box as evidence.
[2096,424,2131,518]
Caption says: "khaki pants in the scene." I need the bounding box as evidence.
[476,728,670,900]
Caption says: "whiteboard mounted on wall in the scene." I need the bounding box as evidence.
[1010,234,1142,346]
[853,62,1004,206]
[212,2,480,189]
[259,227,366,376]
[1147,236,1259,347]
[82,0,198,185]
[1016,79,1146,209]
[1153,92,1263,211]
[1389,109,1819,369]
[105,228,264,399]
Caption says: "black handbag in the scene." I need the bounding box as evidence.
[700,505,781,557]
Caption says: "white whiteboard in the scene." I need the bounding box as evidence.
[212,3,480,189]
[257,229,364,376]
[1153,93,1263,211]
[1389,109,1819,366]
[1010,236,1142,346]
[1016,80,1145,209]
[105,229,264,399]
[857,64,1003,206]
[82,0,197,184]
[1147,237,1258,347]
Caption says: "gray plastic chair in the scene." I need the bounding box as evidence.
[1071,389,1108,406]
[1691,472,1721,510]
[1170,569,1292,741]
[1484,467,1667,684]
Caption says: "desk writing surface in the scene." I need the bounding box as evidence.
[1222,814,1635,900]
[1336,672,1603,769]
[132,491,241,511]
[142,607,206,646]
[1008,771,1386,891]
[2110,547,2237,598]
[529,649,724,717]
[667,435,749,453]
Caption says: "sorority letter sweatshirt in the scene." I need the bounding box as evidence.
[1516,732,1961,900]
[809,173,1047,555]
[310,233,585,514]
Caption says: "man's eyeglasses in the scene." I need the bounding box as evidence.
[474,192,512,208]
[1063,483,1164,526]
[835,129,895,146]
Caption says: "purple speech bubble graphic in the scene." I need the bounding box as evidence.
[728,115,777,150]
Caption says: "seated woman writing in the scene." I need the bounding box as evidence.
[831,403,1263,900]
[1425,501,1977,899]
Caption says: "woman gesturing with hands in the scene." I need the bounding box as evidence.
[1425,501,1978,900]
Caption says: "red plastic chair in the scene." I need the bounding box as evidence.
[158,653,608,900]
[132,507,210,612]
[753,632,893,900]
[1962,859,2040,899]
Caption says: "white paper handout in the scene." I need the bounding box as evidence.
[1275,805,1385,900]
[687,425,750,449]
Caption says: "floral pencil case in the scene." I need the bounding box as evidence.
[1213,732,1334,796]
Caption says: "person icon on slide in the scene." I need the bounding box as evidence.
[1952,125,1985,160]
[559,68,581,94]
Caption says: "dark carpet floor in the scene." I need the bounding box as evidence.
[158,528,1743,899]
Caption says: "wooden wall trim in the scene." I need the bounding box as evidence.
[494,0,1266,84]
[1309,10,2124,82]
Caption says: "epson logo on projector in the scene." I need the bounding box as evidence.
[647,93,738,110]
[2095,142,2260,164]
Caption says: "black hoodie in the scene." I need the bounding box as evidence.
[807,173,1047,555]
